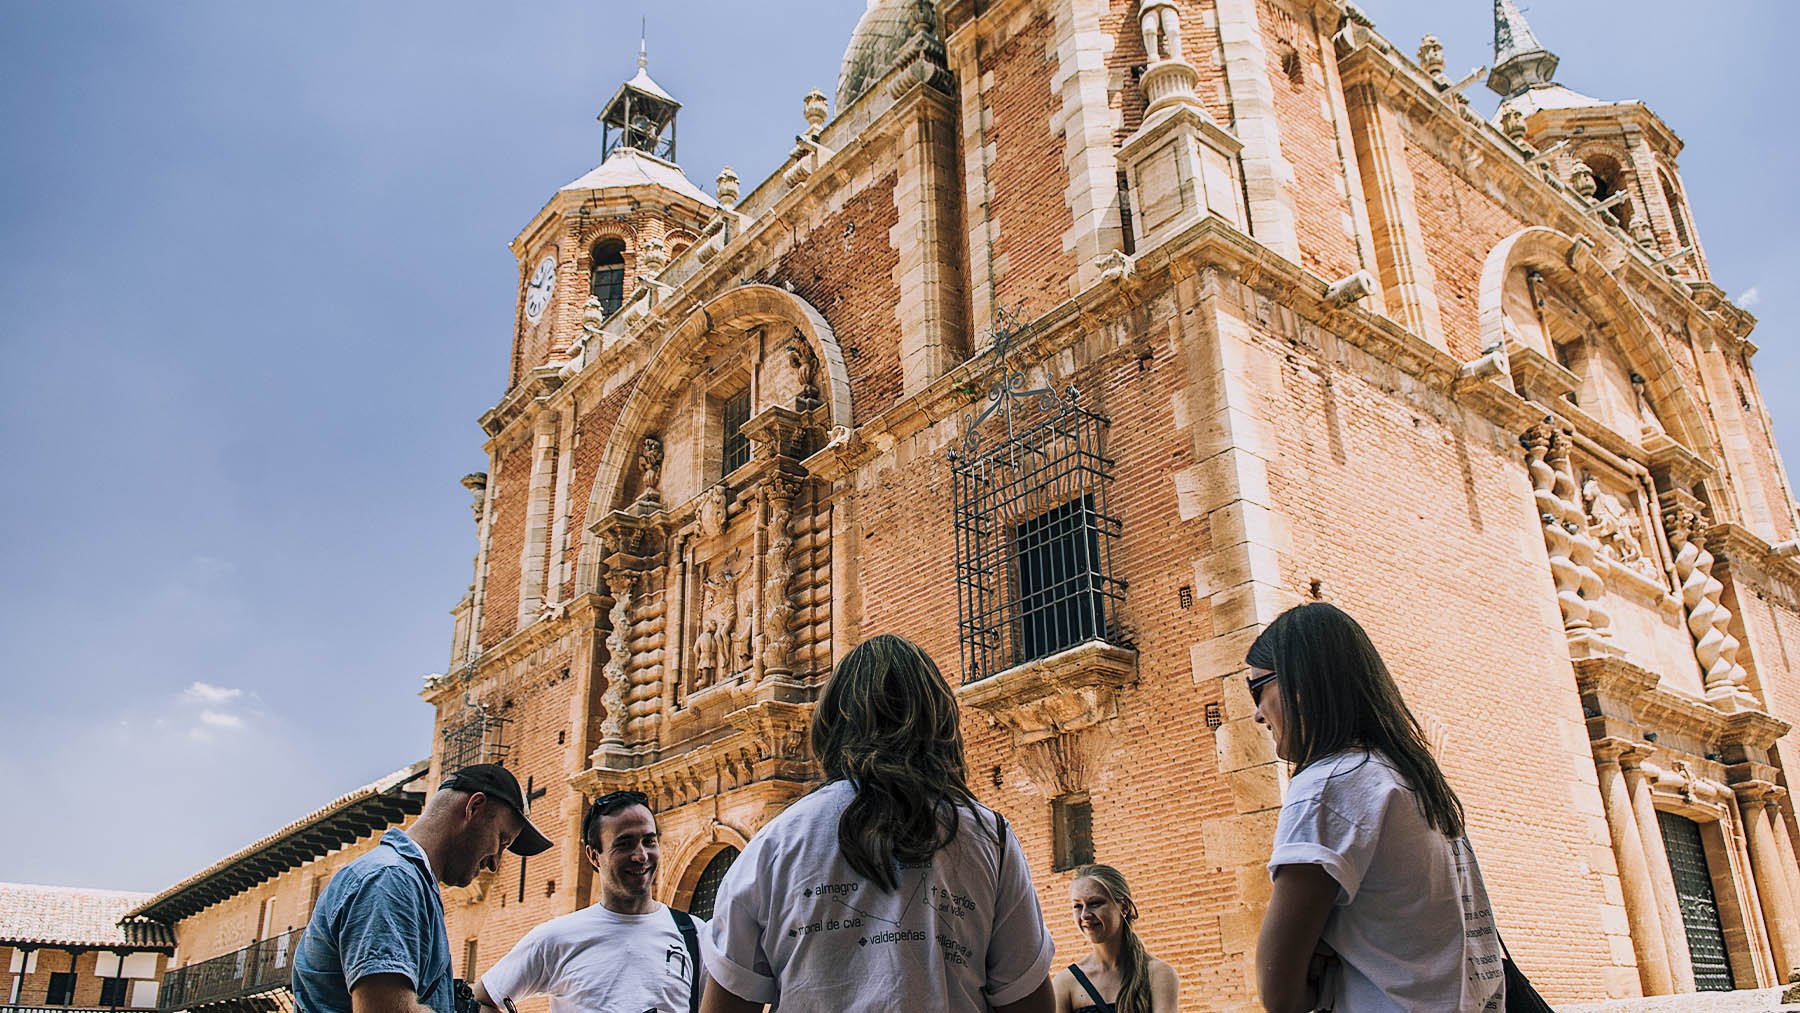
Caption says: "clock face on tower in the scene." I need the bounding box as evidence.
[524,255,557,323]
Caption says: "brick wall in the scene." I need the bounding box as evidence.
[561,382,635,601]
[1402,136,1528,361]
[480,440,534,649]
[984,9,1080,317]
[757,174,903,424]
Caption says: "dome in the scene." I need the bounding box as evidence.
[836,0,939,111]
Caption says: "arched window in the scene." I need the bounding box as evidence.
[1583,155,1633,229]
[687,846,739,920]
[590,239,626,318]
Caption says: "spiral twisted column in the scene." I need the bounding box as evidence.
[1523,422,1613,651]
[1662,502,1749,701]
[597,569,636,750]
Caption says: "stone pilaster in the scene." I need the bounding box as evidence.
[1213,0,1297,260]
[518,409,561,619]
[1051,0,1124,291]
[891,88,967,395]
[1341,78,1444,347]
[1594,736,1675,995]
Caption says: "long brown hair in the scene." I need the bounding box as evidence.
[1072,864,1152,1013]
[1245,602,1466,838]
[810,634,981,891]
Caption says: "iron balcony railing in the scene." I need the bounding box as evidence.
[157,929,300,1011]
[2,1007,139,1013]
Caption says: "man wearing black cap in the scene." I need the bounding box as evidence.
[293,764,553,1013]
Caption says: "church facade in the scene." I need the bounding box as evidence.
[421,0,1800,1006]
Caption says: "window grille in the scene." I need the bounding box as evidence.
[949,309,1124,683]
[1657,810,1735,991]
[688,846,740,920]
[441,706,511,771]
[722,388,752,474]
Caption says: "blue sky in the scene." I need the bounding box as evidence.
[1,2,1794,892]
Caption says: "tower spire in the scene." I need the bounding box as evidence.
[638,19,647,71]
[1486,0,1560,98]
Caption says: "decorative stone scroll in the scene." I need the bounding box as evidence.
[1661,494,1751,703]
[1522,421,1615,654]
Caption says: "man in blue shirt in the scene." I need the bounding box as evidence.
[293,764,553,1013]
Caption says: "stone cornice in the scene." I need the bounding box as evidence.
[956,641,1138,745]
[1706,522,1800,599]
[1334,36,1739,346]
[420,594,604,707]
[507,176,718,259]
[479,365,565,445]
[1525,100,1684,160]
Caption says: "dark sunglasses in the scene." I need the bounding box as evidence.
[582,790,650,846]
[1247,670,1278,699]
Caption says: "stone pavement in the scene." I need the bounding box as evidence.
[1559,985,1800,1012]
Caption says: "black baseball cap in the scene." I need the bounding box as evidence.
[439,763,553,857]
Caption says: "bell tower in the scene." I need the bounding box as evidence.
[500,44,719,389]
[600,41,680,163]
[1487,0,1709,280]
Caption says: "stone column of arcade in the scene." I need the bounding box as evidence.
[1594,736,1676,994]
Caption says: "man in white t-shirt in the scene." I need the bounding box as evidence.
[474,790,706,1013]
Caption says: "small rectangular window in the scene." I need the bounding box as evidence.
[1052,794,1095,872]
[1012,495,1109,666]
[46,971,75,1006]
[463,939,478,980]
[99,977,129,1008]
[722,388,752,474]
[1116,171,1136,256]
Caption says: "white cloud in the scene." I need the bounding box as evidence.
[1737,286,1761,308]
[198,710,245,730]
[184,681,243,704]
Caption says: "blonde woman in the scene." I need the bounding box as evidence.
[1053,865,1178,1012]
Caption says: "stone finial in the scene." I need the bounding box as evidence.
[1570,161,1597,200]
[581,294,607,337]
[802,89,829,138]
[716,166,740,210]
[1499,105,1532,152]
[639,235,668,278]
[1418,34,1450,90]
[460,472,488,520]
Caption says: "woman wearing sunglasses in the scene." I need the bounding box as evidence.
[1250,603,1504,1012]
[698,634,1056,1012]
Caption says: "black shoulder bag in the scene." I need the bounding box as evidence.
[670,908,702,1013]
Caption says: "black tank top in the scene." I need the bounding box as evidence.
[1068,964,1115,1013]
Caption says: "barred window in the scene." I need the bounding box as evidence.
[950,353,1123,682]
[441,706,511,771]
[1052,794,1094,871]
[99,978,129,1008]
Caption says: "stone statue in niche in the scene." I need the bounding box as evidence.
[699,486,728,539]
[1581,475,1649,572]
[694,565,743,689]
[634,436,664,509]
[732,582,758,672]
[1139,0,1183,61]
[787,332,822,412]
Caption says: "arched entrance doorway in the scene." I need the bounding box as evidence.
[686,846,739,920]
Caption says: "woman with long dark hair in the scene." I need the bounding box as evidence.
[1250,603,1504,1012]
[698,634,1056,1012]
[1052,864,1178,1012]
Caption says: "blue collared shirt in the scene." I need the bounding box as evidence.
[292,829,454,1013]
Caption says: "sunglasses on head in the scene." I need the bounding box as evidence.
[582,790,650,845]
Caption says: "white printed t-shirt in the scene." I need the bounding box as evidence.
[700,780,1054,1012]
[479,902,704,1013]
[1269,749,1504,1012]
